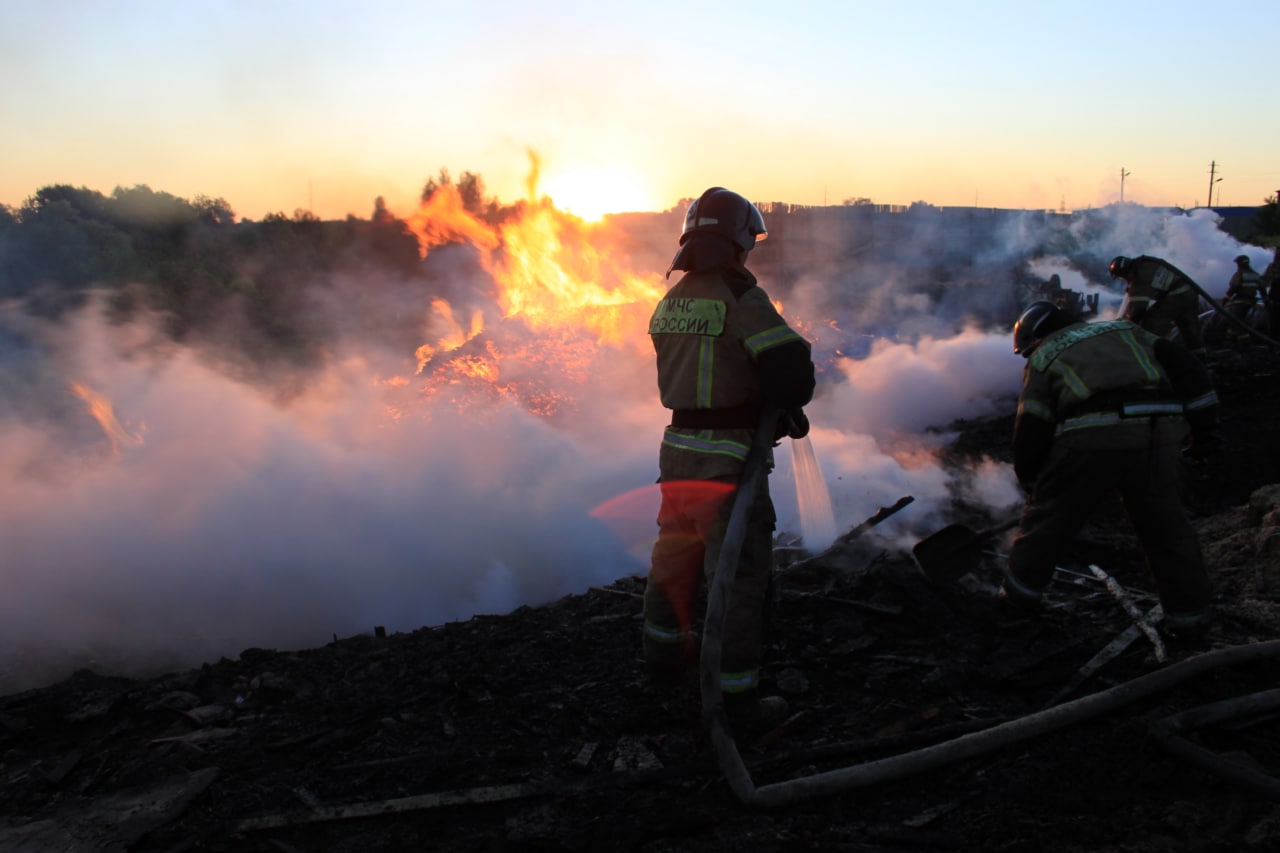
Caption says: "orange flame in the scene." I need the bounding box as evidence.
[415,298,486,375]
[404,186,500,256]
[401,173,667,419]
[489,200,663,345]
[405,184,664,345]
[70,382,144,454]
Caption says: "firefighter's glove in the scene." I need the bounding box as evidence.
[775,408,810,441]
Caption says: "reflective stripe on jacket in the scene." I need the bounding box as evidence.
[1018,320,1189,439]
[649,267,807,417]
[1054,402,1185,436]
[1020,320,1169,426]
[660,429,752,463]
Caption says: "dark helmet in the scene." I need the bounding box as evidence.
[1235,254,1251,266]
[1013,301,1070,357]
[679,187,767,252]
[1108,256,1132,279]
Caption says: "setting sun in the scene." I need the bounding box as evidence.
[539,168,659,222]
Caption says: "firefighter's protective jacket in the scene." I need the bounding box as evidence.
[1013,319,1219,488]
[1227,266,1264,305]
[649,265,814,478]
[1122,255,1195,321]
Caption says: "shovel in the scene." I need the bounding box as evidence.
[912,517,1020,582]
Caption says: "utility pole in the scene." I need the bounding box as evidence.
[1207,161,1222,208]
[1120,168,1130,202]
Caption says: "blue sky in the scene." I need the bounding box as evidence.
[4,0,1277,219]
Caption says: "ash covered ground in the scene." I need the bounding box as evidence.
[2,341,1280,853]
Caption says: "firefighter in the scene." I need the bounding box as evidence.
[1108,255,1206,354]
[1001,302,1220,639]
[643,187,815,734]
[1223,254,1267,342]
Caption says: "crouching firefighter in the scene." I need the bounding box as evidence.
[1000,301,1220,638]
[642,187,815,733]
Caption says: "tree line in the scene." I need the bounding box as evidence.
[0,171,500,371]
[3,175,1275,374]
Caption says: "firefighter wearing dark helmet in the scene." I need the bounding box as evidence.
[1224,254,1267,340]
[1108,255,1206,353]
[643,187,815,733]
[1002,301,1220,638]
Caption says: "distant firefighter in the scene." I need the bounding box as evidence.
[1001,301,1220,639]
[1223,254,1268,342]
[1108,255,1206,354]
[643,187,815,737]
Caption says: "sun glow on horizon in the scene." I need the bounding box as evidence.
[539,167,659,222]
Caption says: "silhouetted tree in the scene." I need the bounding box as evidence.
[420,168,492,217]
[364,199,421,274]
[0,175,465,367]
[372,196,396,225]
[457,171,487,216]
[421,168,453,203]
[4,188,138,299]
[194,195,236,226]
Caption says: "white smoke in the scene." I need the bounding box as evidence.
[0,302,659,690]
[1083,206,1260,300]
[0,201,1259,691]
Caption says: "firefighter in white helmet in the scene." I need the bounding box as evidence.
[643,187,815,735]
[1002,301,1219,638]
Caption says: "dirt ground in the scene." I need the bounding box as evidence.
[3,340,1280,853]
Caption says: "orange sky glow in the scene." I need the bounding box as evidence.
[3,2,1278,221]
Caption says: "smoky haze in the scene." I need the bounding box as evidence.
[0,196,1262,693]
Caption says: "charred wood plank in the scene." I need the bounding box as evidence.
[229,764,690,833]
[779,496,916,574]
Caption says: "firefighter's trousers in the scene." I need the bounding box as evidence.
[1007,419,1212,629]
[642,470,776,695]
[1142,288,1205,351]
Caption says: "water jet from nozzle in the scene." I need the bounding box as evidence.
[790,435,837,553]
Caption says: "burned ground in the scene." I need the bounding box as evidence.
[3,343,1280,852]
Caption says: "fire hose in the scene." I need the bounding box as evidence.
[744,640,1280,808]
[699,407,781,803]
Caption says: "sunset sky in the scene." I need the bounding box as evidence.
[4,0,1278,222]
